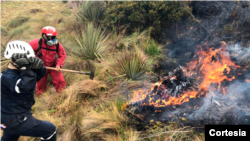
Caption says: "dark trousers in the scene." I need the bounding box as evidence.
[1,113,56,141]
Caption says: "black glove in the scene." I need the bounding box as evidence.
[11,54,44,70]
[14,58,31,70]
[28,57,44,69]
[11,53,27,62]
[11,53,30,70]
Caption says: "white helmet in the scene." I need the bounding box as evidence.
[4,40,35,59]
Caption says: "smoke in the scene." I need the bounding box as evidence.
[160,1,250,74]
[227,43,250,64]
[185,79,250,125]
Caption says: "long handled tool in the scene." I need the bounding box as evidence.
[3,59,95,79]
[46,67,95,80]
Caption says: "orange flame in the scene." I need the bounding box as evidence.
[246,79,250,83]
[128,45,242,108]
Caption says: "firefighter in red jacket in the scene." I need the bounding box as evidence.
[29,26,66,96]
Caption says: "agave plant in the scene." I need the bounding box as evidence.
[112,49,154,80]
[71,23,111,60]
[76,1,105,25]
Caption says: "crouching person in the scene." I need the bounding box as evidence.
[1,41,56,141]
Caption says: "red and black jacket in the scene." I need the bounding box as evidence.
[29,38,66,68]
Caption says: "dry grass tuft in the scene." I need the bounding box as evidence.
[57,129,75,141]
[56,83,81,114]
[63,55,90,71]
[104,128,139,141]
[78,79,108,97]
[80,102,127,140]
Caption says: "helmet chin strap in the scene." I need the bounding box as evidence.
[42,34,48,41]
[10,62,20,70]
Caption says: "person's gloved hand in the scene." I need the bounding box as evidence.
[11,53,31,70]
[28,57,44,69]
[11,53,27,62]
[14,58,31,70]
[11,53,44,70]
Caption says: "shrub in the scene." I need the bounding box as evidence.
[62,0,68,3]
[76,1,105,25]
[71,23,111,60]
[117,30,164,60]
[111,50,154,80]
[103,1,189,40]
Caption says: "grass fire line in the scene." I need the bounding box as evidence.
[125,46,247,109]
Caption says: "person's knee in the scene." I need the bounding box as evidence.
[53,77,65,84]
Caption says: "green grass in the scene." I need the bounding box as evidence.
[144,39,162,56]
[8,24,30,39]
[1,27,8,36]
[7,16,29,28]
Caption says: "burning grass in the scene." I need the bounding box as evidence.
[126,46,244,108]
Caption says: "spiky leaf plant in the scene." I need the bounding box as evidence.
[76,1,105,25]
[112,49,154,80]
[71,23,111,60]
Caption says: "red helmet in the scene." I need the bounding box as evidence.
[41,26,57,36]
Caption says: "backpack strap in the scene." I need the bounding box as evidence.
[56,42,59,53]
[35,38,43,55]
[36,38,59,54]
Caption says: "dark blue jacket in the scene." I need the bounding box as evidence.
[1,66,46,115]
